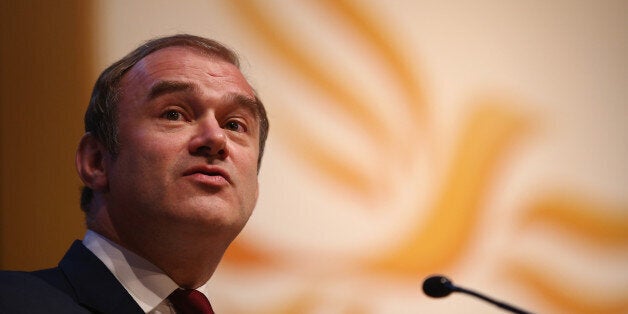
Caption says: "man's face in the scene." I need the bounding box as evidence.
[104,46,261,241]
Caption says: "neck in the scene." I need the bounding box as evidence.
[88,203,234,288]
[132,236,228,288]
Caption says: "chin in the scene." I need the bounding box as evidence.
[183,207,246,229]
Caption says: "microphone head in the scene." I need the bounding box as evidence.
[422,275,454,298]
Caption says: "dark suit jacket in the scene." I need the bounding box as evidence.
[0,240,144,313]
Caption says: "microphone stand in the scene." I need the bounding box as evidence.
[452,284,532,314]
[423,275,534,314]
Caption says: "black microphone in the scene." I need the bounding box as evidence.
[422,275,533,314]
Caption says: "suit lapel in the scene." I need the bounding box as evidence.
[59,241,144,314]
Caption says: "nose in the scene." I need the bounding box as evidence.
[188,117,228,159]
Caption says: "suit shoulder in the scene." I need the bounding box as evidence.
[0,270,91,314]
[32,266,75,295]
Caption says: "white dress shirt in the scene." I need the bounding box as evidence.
[83,230,213,314]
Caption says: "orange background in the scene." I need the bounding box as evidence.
[0,1,92,270]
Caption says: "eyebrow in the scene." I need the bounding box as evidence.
[147,80,197,100]
[225,93,260,116]
[217,93,262,122]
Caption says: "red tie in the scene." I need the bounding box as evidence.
[168,289,215,314]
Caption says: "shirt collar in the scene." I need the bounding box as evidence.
[83,230,211,313]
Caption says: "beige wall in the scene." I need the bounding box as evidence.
[0,1,93,270]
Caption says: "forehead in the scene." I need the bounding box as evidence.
[120,46,254,97]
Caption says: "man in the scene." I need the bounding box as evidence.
[0,34,269,313]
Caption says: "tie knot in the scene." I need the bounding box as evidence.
[168,289,215,314]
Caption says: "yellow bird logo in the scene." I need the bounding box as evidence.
[219,1,628,313]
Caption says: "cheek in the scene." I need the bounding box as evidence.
[241,150,261,181]
[235,150,260,199]
[123,129,183,164]
[240,179,259,220]
[113,142,176,184]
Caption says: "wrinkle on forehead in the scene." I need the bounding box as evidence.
[147,80,198,100]
[144,78,260,117]
[120,46,255,101]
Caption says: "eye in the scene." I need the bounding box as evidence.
[162,110,184,121]
[224,120,246,132]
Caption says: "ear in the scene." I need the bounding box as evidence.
[76,133,109,191]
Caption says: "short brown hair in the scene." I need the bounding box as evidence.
[80,34,269,212]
